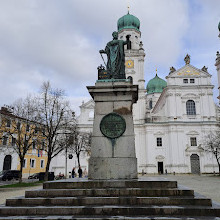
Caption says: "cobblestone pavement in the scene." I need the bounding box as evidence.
[142,174,220,203]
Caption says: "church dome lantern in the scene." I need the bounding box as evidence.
[117,13,140,32]
[146,74,167,94]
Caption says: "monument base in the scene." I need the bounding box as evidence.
[87,80,138,180]
[88,157,137,180]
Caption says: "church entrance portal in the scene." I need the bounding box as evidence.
[190,154,200,174]
[3,155,12,170]
[158,162,163,174]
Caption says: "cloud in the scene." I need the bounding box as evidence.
[0,0,219,113]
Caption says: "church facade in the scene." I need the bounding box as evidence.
[215,21,220,104]
[78,13,220,174]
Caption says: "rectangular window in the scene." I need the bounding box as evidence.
[23,159,27,168]
[11,137,16,146]
[35,127,38,134]
[190,79,195,83]
[26,124,30,132]
[190,137,197,146]
[3,136,8,145]
[6,119,11,128]
[32,140,36,149]
[41,141,45,150]
[40,160,44,168]
[157,137,162,147]
[30,159,35,168]
[183,79,188,83]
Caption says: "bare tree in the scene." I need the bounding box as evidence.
[56,119,77,178]
[68,128,91,168]
[0,96,44,183]
[38,81,75,180]
[203,130,220,175]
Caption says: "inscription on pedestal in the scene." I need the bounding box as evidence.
[100,113,126,139]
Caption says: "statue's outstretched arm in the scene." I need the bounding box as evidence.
[99,49,106,54]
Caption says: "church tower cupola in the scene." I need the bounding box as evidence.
[117,12,140,32]
[146,74,167,94]
[117,12,141,50]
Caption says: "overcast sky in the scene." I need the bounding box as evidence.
[0,0,219,115]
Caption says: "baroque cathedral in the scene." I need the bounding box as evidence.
[77,13,220,174]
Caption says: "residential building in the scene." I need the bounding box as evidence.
[0,106,47,178]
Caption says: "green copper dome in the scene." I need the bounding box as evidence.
[146,74,167,94]
[117,13,140,32]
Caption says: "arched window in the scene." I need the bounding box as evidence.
[186,100,196,115]
[127,76,133,84]
[149,100,153,109]
[3,155,12,170]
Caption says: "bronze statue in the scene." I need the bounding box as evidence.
[99,31,130,79]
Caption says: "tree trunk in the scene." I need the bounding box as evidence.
[77,153,81,168]
[218,162,220,176]
[45,154,52,181]
[19,157,24,183]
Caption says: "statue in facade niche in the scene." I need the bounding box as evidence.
[99,31,130,79]
[169,66,176,74]
[184,54,190,65]
[201,66,208,72]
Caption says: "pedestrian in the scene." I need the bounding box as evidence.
[78,166,82,178]
[72,167,75,178]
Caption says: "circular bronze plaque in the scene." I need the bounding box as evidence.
[100,113,126,139]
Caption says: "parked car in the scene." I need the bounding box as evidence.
[28,173,40,179]
[0,170,21,181]
[39,172,55,181]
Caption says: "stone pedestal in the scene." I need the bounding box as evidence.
[87,80,138,179]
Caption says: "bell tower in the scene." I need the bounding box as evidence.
[117,12,146,124]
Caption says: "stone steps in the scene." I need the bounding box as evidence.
[25,188,194,198]
[0,206,220,217]
[0,179,219,219]
[6,196,212,206]
[43,180,177,189]
[0,216,219,220]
